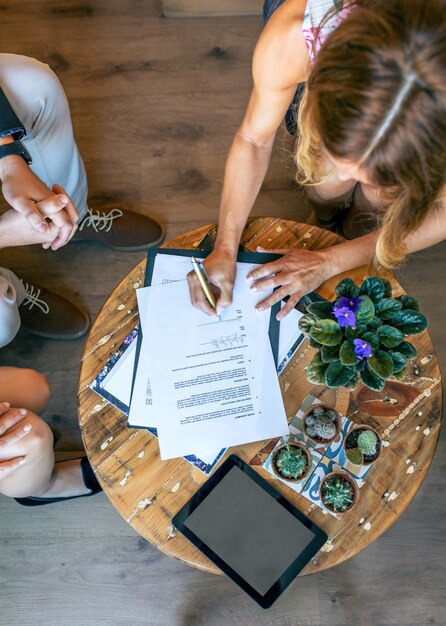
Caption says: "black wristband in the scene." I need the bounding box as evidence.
[0,140,32,165]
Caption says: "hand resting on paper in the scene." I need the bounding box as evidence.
[246,246,336,320]
[187,248,237,317]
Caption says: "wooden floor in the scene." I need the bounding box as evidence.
[0,2,445,625]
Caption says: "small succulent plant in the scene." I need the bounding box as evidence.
[321,475,355,512]
[345,447,364,465]
[274,444,308,480]
[357,430,378,456]
[345,428,380,465]
[299,276,428,391]
[305,405,338,441]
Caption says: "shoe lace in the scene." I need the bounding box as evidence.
[22,282,50,314]
[78,208,123,233]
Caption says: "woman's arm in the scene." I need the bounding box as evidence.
[188,0,310,315]
[249,200,446,319]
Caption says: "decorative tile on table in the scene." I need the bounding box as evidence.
[289,395,329,455]
[262,434,322,494]
[301,456,364,519]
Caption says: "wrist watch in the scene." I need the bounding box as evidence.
[0,139,32,164]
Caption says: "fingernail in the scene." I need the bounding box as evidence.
[276,314,282,321]
[250,285,257,292]
[3,402,10,409]
[19,458,26,466]
[256,305,264,312]
[37,223,47,233]
[23,424,32,432]
[60,195,68,203]
[246,275,254,282]
[19,409,27,416]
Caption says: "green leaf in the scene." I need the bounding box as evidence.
[362,332,379,351]
[320,344,341,363]
[391,309,428,335]
[391,366,408,381]
[375,298,403,320]
[368,350,394,380]
[335,277,357,298]
[344,374,359,391]
[325,361,356,388]
[357,276,385,303]
[367,316,383,331]
[307,352,328,385]
[389,351,408,373]
[360,364,386,391]
[339,340,358,366]
[397,341,417,359]
[377,325,405,348]
[306,301,334,319]
[298,313,319,334]
[396,295,419,311]
[382,279,393,298]
[345,324,367,342]
[310,319,342,347]
[309,337,322,349]
[356,295,375,325]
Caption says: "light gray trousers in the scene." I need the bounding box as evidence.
[0,54,89,347]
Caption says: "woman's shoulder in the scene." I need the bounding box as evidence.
[253,0,310,89]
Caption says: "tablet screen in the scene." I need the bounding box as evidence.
[183,464,317,596]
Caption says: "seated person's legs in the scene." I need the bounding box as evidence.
[0,53,164,251]
[0,366,53,497]
[0,366,100,502]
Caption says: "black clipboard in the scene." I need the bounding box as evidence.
[129,247,282,410]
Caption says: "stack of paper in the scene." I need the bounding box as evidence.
[128,255,290,460]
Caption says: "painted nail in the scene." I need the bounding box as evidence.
[23,424,32,432]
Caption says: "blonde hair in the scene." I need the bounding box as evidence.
[295,0,446,268]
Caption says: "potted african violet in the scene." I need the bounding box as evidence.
[319,471,358,514]
[272,440,312,483]
[344,425,381,466]
[302,404,341,444]
[298,276,428,391]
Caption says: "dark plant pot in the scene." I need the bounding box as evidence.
[319,471,358,514]
[302,403,341,445]
[271,441,312,483]
[344,425,382,466]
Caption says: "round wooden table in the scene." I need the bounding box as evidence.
[78,218,442,574]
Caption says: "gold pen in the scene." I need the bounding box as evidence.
[191,256,217,311]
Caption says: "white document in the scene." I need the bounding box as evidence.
[134,269,288,460]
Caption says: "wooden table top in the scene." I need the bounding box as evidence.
[78,218,442,575]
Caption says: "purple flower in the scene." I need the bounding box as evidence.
[334,296,362,313]
[353,338,372,361]
[333,306,357,327]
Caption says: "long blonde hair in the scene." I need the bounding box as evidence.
[295,0,446,268]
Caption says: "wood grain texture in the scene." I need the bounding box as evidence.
[78,218,442,576]
[159,0,262,18]
[0,2,445,624]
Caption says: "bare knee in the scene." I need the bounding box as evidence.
[0,413,54,498]
[21,369,51,414]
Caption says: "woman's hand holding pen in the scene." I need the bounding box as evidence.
[187,248,237,316]
[247,246,336,320]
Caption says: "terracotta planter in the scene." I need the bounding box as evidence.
[271,441,312,483]
[302,404,342,445]
[319,471,358,514]
[344,425,382,466]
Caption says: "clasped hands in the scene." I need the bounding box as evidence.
[0,155,78,250]
[188,245,335,319]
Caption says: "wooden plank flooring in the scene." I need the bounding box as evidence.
[0,2,445,624]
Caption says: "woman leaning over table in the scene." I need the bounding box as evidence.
[187,0,446,318]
